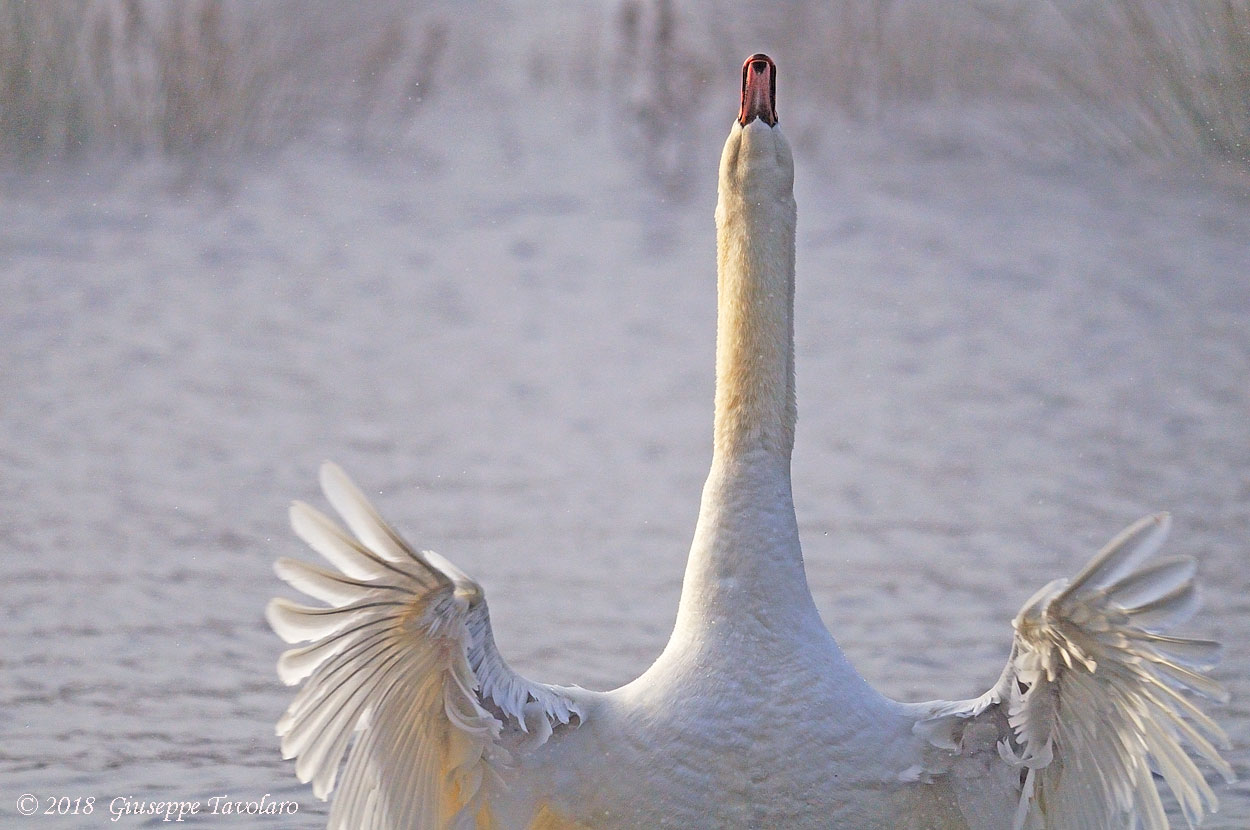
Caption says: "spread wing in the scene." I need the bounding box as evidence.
[914,514,1235,830]
[267,462,583,830]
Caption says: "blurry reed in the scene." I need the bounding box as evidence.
[0,0,449,159]
[1,0,1245,164]
[0,1,296,156]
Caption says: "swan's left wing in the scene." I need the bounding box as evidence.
[267,462,582,830]
[912,514,1235,830]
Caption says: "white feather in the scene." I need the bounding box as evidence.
[916,513,1234,829]
[270,462,583,830]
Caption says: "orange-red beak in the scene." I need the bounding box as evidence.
[738,53,777,127]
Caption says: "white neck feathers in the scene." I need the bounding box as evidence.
[713,121,797,463]
[661,120,812,649]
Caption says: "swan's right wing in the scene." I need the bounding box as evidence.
[913,514,1235,830]
[267,462,583,830]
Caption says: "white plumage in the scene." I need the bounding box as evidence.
[270,464,581,829]
[269,54,1233,829]
[912,513,1234,829]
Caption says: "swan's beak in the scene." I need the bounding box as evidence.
[738,53,777,128]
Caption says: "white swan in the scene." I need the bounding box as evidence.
[268,54,1234,830]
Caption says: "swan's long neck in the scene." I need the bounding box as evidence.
[664,121,824,650]
[637,55,868,702]
[712,145,797,462]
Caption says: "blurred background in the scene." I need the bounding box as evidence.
[1,1,1249,165]
[3,1,1248,827]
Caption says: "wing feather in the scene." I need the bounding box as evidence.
[319,462,419,565]
[914,513,1234,830]
[291,499,406,582]
[1103,557,1195,609]
[1058,513,1171,602]
[269,462,584,830]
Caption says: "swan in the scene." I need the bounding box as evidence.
[267,54,1234,829]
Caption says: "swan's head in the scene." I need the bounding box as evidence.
[720,53,793,211]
